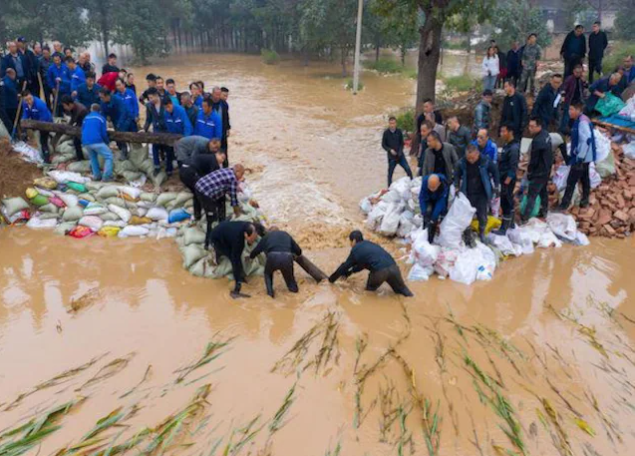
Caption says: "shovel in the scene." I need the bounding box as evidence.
[10,81,27,143]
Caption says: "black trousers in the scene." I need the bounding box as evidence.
[73,137,84,161]
[2,108,16,133]
[264,252,298,297]
[561,162,590,208]
[523,176,549,220]
[212,240,245,292]
[467,192,489,235]
[366,265,413,297]
[43,85,53,111]
[588,59,602,84]
[501,178,516,219]
[40,131,50,161]
[199,194,227,249]
[179,166,202,219]
[564,57,582,79]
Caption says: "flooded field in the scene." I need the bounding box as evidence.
[1,53,634,456]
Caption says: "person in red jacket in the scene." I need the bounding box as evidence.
[97,69,126,92]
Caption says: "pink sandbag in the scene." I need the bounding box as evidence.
[68,226,95,239]
[48,196,66,208]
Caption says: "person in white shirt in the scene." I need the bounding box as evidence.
[482,47,500,92]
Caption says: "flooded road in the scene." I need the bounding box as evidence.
[1,54,635,456]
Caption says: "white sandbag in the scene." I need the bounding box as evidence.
[595,150,615,178]
[182,244,208,269]
[589,162,602,188]
[507,228,535,255]
[408,263,433,281]
[140,192,157,203]
[119,186,142,200]
[78,193,96,203]
[97,186,120,199]
[119,226,149,237]
[108,204,132,223]
[449,248,481,285]
[538,231,562,248]
[39,204,59,214]
[62,206,84,222]
[54,221,77,235]
[438,193,476,249]
[67,161,92,173]
[172,192,193,209]
[574,231,590,246]
[594,130,611,163]
[379,202,404,235]
[99,212,120,221]
[553,165,570,191]
[103,220,127,228]
[26,217,58,229]
[2,197,30,217]
[12,141,43,164]
[624,142,635,160]
[104,197,128,208]
[38,212,60,220]
[147,207,169,221]
[57,193,79,208]
[48,170,90,184]
[84,202,107,216]
[381,189,403,203]
[434,247,459,278]
[475,243,497,281]
[78,215,104,231]
[546,213,578,242]
[359,197,373,214]
[391,177,412,201]
[183,227,206,246]
[487,233,523,257]
[366,201,388,230]
[409,229,439,268]
[156,192,178,207]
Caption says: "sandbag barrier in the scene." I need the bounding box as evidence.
[1,171,267,281]
[360,176,590,286]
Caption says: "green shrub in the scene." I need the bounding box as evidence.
[603,42,635,74]
[364,58,403,74]
[390,109,416,133]
[403,68,418,80]
[261,48,280,65]
[345,79,365,91]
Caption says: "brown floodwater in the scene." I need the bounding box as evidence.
[1,54,635,456]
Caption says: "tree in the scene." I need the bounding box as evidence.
[614,0,635,40]
[113,0,170,63]
[490,0,552,50]
[371,0,419,66]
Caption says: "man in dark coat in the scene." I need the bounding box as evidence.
[561,25,587,78]
[588,21,608,84]
[531,74,563,129]
[500,80,528,140]
[522,117,553,223]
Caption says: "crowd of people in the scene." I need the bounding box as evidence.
[386,24,634,249]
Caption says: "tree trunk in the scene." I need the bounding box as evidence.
[400,43,406,66]
[375,42,380,63]
[21,120,183,145]
[341,47,347,77]
[416,13,443,107]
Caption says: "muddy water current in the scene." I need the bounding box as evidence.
[1,54,634,456]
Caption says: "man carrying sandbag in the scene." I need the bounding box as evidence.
[179,150,226,221]
[419,174,449,244]
[454,143,500,245]
[329,230,413,297]
[249,226,326,298]
[210,221,259,299]
[175,135,222,165]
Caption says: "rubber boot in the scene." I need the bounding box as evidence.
[265,274,275,299]
[463,229,476,249]
[492,217,512,236]
[479,228,487,245]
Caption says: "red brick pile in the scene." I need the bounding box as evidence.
[566,144,635,239]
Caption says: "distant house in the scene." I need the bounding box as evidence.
[536,0,619,33]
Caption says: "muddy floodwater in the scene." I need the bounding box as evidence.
[1,54,635,456]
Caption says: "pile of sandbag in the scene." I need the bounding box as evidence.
[1,170,266,280]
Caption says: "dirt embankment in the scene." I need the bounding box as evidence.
[0,138,41,200]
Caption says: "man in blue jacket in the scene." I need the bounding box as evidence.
[194,98,222,143]
[46,54,70,115]
[82,104,113,181]
[21,90,53,163]
[561,25,587,78]
[76,72,102,109]
[471,129,497,163]
[532,73,563,129]
[493,123,520,235]
[419,173,449,244]
[1,69,19,131]
[66,57,86,96]
[99,87,136,160]
[559,102,595,210]
[114,78,139,123]
[454,143,500,245]
[586,72,622,115]
[165,98,192,136]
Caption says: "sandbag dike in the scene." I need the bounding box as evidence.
[0,164,267,281]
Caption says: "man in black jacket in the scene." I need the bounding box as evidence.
[382,116,413,186]
[249,227,307,298]
[61,95,88,161]
[17,38,38,97]
[329,230,413,297]
[101,53,119,76]
[179,150,226,220]
[532,74,562,129]
[561,25,587,78]
[500,80,528,140]
[522,117,553,223]
[211,221,259,298]
[211,86,231,160]
[493,123,520,234]
[447,116,471,159]
[588,21,608,84]
[506,41,522,87]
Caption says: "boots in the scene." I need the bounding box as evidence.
[463,229,476,249]
[492,217,512,236]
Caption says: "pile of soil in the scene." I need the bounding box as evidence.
[0,138,42,200]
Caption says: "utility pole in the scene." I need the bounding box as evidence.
[352,0,364,95]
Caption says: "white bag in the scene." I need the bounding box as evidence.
[78,215,104,232]
[438,193,476,249]
[411,230,440,268]
[147,207,169,221]
[56,193,79,208]
[26,217,58,229]
[379,202,404,235]
[546,213,578,242]
[487,233,523,257]
[366,201,388,231]
[48,170,90,184]
[507,228,535,255]
[408,263,433,282]
[119,226,150,237]
[84,202,107,216]
[108,204,132,223]
[359,197,373,214]
[449,248,481,285]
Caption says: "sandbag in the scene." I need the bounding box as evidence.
[438,193,476,249]
[129,216,153,225]
[62,206,84,222]
[172,192,193,209]
[182,244,208,269]
[408,263,433,281]
[119,186,142,200]
[26,217,58,229]
[84,202,107,216]
[68,226,94,239]
[2,197,30,217]
[108,204,132,223]
[595,93,626,117]
[48,196,66,208]
[119,226,150,237]
[546,213,578,242]
[39,203,59,214]
[156,192,178,207]
[379,202,404,235]
[183,227,206,246]
[168,208,191,224]
[54,222,77,236]
[104,197,127,208]
[98,226,121,238]
[147,207,169,221]
[103,220,127,228]
[57,193,79,207]
[99,212,120,221]
[67,161,92,173]
[30,195,49,207]
[79,215,104,231]
[295,255,328,282]
[97,186,120,199]
[33,177,58,189]
[38,212,60,220]
[67,182,87,193]
[26,187,39,199]
[78,194,96,203]
[122,171,144,183]
[140,192,157,203]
